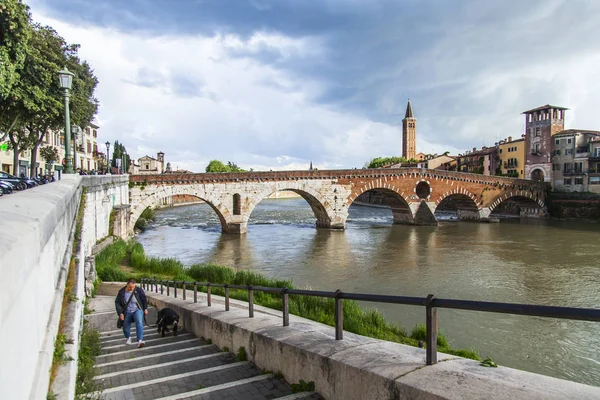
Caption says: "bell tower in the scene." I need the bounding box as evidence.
[402,100,416,160]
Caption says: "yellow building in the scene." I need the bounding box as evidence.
[497,136,525,178]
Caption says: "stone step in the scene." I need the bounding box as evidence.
[95,344,218,375]
[100,329,180,345]
[96,338,205,364]
[99,361,259,400]
[275,392,323,400]
[100,333,195,355]
[96,351,235,388]
[148,374,306,400]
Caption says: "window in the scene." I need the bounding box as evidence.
[568,138,572,144]
[553,150,561,156]
[535,144,540,153]
[564,178,572,185]
[93,130,97,138]
[565,149,573,155]
[553,164,561,171]
[574,162,583,172]
[86,127,91,135]
[499,149,502,153]
[535,127,541,136]
[233,194,241,215]
[575,177,584,185]
[590,177,600,185]
[146,164,149,170]
[555,139,560,145]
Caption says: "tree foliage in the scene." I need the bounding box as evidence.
[205,160,246,173]
[0,11,99,175]
[0,0,32,102]
[365,156,419,168]
[40,145,59,163]
[111,141,130,171]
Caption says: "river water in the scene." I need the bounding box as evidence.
[137,198,600,386]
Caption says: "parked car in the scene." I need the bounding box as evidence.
[0,181,15,194]
[0,172,28,190]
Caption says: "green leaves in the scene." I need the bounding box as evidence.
[205,160,246,173]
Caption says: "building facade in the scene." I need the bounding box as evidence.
[551,130,600,192]
[135,152,166,174]
[497,136,525,178]
[456,146,499,176]
[402,100,417,160]
[0,123,102,176]
[523,104,567,182]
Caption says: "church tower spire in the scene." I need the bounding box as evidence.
[402,99,416,160]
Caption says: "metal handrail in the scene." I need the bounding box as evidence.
[140,278,600,366]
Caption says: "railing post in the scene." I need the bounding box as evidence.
[183,281,187,300]
[335,289,343,340]
[154,278,158,293]
[167,281,170,296]
[248,285,254,318]
[141,279,145,290]
[160,280,164,295]
[193,282,198,303]
[174,281,178,298]
[282,288,289,327]
[207,283,212,307]
[426,294,438,365]
[225,284,230,311]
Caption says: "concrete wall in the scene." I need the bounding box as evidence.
[142,289,600,400]
[0,176,82,400]
[0,175,130,400]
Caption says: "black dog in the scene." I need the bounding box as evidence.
[156,308,180,337]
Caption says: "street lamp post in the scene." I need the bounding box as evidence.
[105,141,111,174]
[72,125,79,172]
[58,67,75,174]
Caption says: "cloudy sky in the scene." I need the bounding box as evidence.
[28,0,600,172]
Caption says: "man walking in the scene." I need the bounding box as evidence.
[115,278,148,348]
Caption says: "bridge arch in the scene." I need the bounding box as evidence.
[348,183,414,225]
[130,186,229,232]
[246,183,339,229]
[434,187,481,221]
[488,191,546,217]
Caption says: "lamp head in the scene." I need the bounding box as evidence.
[57,67,75,90]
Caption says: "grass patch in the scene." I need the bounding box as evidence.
[75,322,103,397]
[95,240,480,360]
[236,346,247,362]
[290,380,315,393]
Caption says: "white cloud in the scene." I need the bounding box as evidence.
[31,11,392,172]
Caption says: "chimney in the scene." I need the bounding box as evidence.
[473,147,476,152]
[508,136,512,142]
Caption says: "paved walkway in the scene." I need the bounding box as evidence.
[85,296,323,400]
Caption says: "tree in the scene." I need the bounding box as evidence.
[205,160,246,173]
[364,156,407,169]
[39,145,59,164]
[0,0,32,115]
[205,160,229,173]
[111,141,130,172]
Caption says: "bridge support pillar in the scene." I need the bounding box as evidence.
[113,204,132,239]
[457,209,481,222]
[316,220,345,230]
[224,222,247,234]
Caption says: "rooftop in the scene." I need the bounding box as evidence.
[553,129,600,137]
[521,104,569,114]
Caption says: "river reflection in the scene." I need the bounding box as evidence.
[137,198,600,386]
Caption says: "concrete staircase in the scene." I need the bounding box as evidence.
[86,297,323,400]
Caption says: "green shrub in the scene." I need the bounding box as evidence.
[75,322,102,396]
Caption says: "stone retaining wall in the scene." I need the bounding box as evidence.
[135,287,600,400]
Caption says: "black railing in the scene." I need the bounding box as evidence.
[140,278,600,366]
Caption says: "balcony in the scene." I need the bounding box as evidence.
[503,161,518,168]
[563,169,586,176]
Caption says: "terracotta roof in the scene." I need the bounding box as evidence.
[89,122,100,129]
[521,104,569,114]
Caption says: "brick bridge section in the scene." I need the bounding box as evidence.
[129,168,547,234]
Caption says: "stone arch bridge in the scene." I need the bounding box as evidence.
[129,168,547,234]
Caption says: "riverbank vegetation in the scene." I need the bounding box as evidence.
[95,240,480,360]
[134,207,156,232]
